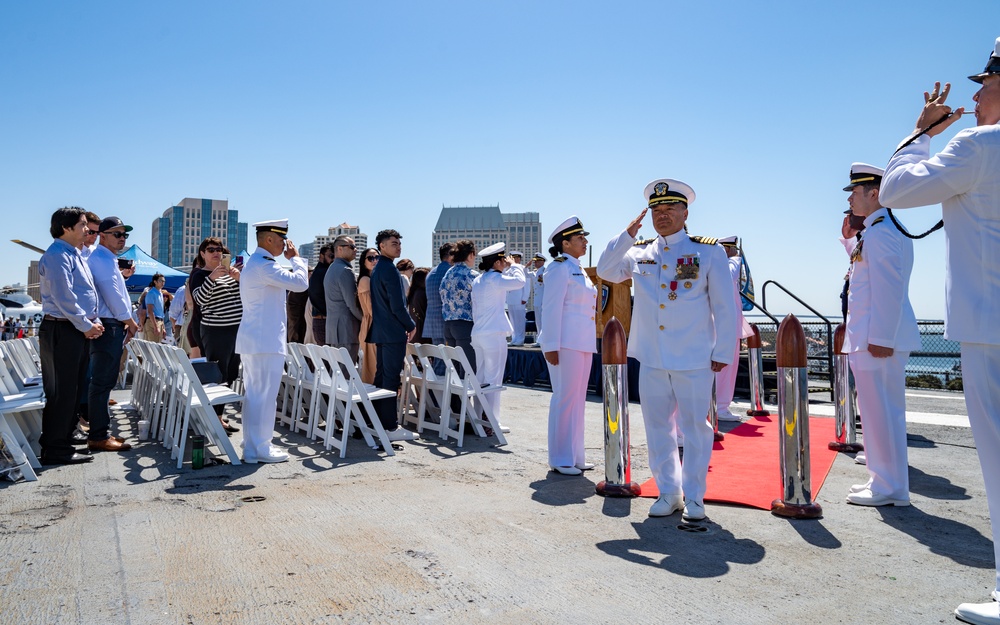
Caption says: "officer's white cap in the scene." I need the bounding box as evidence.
[479,242,505,257]
[719,235,738,247]
[253,219,290,238]
[969,37,1000,84]
[509,250,523,257]
[548,216,589,244]
[644,178,695,207]
[531,253,545,262]
[843,163,885,192]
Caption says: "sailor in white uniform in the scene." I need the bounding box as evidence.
[597,179,737,521]
[839,163,921,507]
[236,219,309,463]
[878,40,1000,623]
[539,217,597,476]
[715,235,754,422]
[471,242,525,429]
[505,251,529,345]
[527,253,546,337]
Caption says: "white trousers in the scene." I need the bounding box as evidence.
[240,353,285,459]
[849,350,910,499]
[639,366,715,503]
[546,348,591,468]
[961,343,1000,593]
[508,305,526,345]
[472,332,508,422]
[533,304,543,333]
[715,339,741,414]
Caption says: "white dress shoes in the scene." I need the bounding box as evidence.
[682,500,707,521]
[244,446,289,464]
[498,424,511,433]
[955,600,1000,625]
[849,480,873,494]
[717,410,742,422]
[575,462,595,471]
[552,465,582,476]
[845,488,909,507]
[648,495,683,517]
[854,452,867,465]
[387,427,418,442]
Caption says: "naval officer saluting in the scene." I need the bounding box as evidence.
[236,219,309,463]
[597,179,737,521]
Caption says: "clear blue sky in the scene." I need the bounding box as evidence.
[2,1,996,320]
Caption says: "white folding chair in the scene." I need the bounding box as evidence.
[328,346,398,457]
[438,346,508,447]
[410,343,453,437]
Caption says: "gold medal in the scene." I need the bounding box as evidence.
[684,281,692,289]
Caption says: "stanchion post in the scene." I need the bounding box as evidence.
[596,317,640,497]
[770,314,823,519]
[746,324,770,417]
[829,323,864,453]
[708,378,724,442]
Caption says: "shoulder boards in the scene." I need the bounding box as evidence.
[871,216,885,225]
[633,237,656,246]
[689,236,719,245]
[263,256,274,261]
[553,256,566,262]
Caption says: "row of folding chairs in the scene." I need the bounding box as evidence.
[0,337,45,481]
[399,343,508,448]
[127,339,243,468]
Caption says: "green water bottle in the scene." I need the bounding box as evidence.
[192,435,205,470]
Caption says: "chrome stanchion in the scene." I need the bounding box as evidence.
[829,323,863,453]
[770,314,823,519]
[746,324,769,417]
[596,317,640,497]
[708,378,724,442]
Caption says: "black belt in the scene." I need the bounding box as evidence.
[100,317,125,326]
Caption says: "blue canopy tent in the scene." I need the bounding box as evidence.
[117,245,188,294]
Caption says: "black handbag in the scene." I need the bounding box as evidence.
[191,360,224,385]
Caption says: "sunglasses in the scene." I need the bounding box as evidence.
[338,244,357,249]
[366,255,380,262]
[108,232,129,239]
[204,246,223,253]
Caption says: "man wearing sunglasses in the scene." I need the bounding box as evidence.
[85,216,139,453]
[323,235,363,362]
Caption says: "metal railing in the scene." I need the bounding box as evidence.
[760,280,835,400]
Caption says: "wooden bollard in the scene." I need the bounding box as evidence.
[596,317,640,497]
[745,324,770,417]
[829,323,863,452]
[770,315,823,519]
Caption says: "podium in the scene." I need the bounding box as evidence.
[585,268,632,338]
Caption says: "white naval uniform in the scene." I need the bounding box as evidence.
[471,265,526,420]
[597,229,737,504]
[842,208,921,500]
[881,126,1000,591]
[505,264,530,345]
[715,255,753,418]
[236,246,309,460]
[538,254,597,469]
[530,265,545,334]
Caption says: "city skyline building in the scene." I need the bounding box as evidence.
[431,205,542,267]
[150,198,248,270]
[308,223,367,275]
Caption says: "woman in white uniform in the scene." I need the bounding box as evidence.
[471,242,526,430]
[539,216,597,476]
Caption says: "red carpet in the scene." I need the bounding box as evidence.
[638,415,841,510]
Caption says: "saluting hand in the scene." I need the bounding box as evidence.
[626,208,648,238]
[841,215,859,240]
[284,239,298,260]
[916,82,966,137]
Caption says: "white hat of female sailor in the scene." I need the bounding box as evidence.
[253,218,289,238]
[479,242,506,258]
[842,163,884,192]
[644,179,695,208]
[478,241,506,270]
[969,36,1000,84]
[547,216,590,243]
